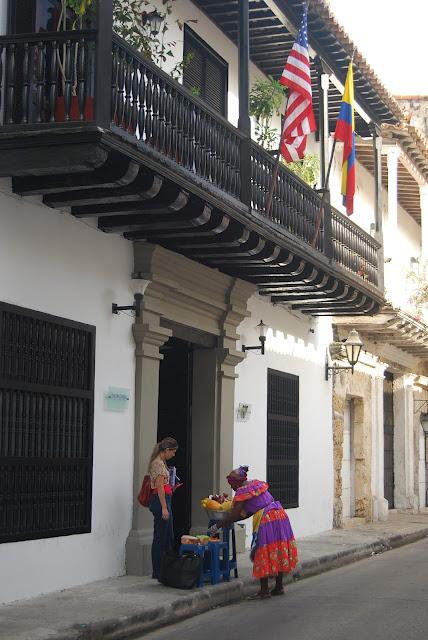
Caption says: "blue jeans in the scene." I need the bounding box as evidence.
[149,494,173,579]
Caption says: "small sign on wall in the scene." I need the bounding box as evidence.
[236,402,252,422]
[104,387,130,412]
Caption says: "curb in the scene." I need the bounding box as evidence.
[47,527,428,640]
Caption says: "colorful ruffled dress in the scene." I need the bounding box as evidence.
[233,480,298,579]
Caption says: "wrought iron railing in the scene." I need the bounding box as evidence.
[0,29,380,288]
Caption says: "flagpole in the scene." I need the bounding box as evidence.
[311,50,356,247]
[264,96,289,218]
[310,138,336,247]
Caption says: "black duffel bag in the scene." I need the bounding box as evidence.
[158,552,203,589]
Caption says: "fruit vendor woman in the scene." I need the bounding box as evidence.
[215,465,298,599]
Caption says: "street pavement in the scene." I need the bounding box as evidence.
[1,512,428,640]
[141,537,428,640]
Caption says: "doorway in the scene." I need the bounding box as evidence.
[383,372,394,508]
[342,399,355,519]
[157,337,193,547]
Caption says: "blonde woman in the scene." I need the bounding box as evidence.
[148,437,178,579]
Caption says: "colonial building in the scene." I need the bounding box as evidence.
[331,123,428,527]
[1,0,422,604]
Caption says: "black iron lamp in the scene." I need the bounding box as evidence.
[141,9,163,36]
[242,320,268,355]
[325,329,363,380]
[112,279,150,319]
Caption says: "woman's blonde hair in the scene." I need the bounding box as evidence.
[148,437,178,470]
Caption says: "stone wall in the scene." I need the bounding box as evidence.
[332,369,373,527]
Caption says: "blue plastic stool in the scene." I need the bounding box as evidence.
[179,543,213,587]
[222,526,238,578]
[208,541,230,582]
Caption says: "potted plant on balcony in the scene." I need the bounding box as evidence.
[249,75,285,150]
[54,0,95,122]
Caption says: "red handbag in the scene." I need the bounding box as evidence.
[137,475,153,507]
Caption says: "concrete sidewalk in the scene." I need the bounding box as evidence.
[2,512,428,640]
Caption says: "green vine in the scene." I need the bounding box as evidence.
[113,0,197,79]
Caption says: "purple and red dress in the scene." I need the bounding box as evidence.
[233,479,298,579]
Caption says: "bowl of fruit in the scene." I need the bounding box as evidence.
[200,493,233,521]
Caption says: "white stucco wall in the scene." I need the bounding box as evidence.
[234,295,334,544]
[329,141,422,313]
[0,180,135,603]
[0,0,6,34]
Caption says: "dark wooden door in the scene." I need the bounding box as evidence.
[158,338,193,547]
[383,372,394,508]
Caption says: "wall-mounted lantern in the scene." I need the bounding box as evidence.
[325,329,363,380]
[112,279,150,319]
[141,9,163,36]
[242,320,268,355]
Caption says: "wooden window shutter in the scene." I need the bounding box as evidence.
[183,26,228,117]
[267,369,299,508]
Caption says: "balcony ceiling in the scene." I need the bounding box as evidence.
[356,142,422,224]
[193,0,402,136]
[334,307,428,360]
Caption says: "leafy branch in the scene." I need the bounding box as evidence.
[113,0,197,79]
[249,75,285,149]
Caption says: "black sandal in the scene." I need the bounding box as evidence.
[270,588,285,596]
[247,591,271,600]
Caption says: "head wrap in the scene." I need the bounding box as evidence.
[226,465,249,488]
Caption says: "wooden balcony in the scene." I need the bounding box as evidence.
[0,29,383,315]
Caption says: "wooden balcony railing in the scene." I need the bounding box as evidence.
[0,29,380,289]
[0,30,97,125]
[251,142,325,253]
[110,35,243,199]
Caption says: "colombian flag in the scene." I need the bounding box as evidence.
[334,62,355,215]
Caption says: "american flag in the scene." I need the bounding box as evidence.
[279,2,316,162]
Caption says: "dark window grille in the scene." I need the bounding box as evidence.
[0,302,95,543]
[183,25,228,117]
[267,369,299,508]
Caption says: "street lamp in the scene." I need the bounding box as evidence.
[325,329,363,380]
